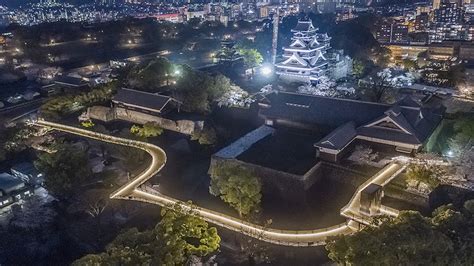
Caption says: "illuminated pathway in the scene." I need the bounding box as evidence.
[34,120,404,246]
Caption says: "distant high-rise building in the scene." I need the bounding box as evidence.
[317,0,336,13]
[415,13,430,31]
[433,1,463,23]
[417,6,432,15]
[429,23,469,42]
[391,24,409,44]
[376,22,409,44]
[376,22,392,43]
[97,0,116,5]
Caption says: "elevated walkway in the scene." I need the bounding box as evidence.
[33,119,406,246]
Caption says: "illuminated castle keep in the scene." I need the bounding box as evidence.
[275,19,331,84]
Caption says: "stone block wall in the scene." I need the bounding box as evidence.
[87,106,203,135]
[209,156,323,203]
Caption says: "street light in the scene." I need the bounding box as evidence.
[260,65,273,76]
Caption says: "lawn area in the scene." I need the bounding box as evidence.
[424,119,456,154]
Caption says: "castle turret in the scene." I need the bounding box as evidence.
[275,19,331,84]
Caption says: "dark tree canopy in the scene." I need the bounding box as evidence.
[34,143,91,199]
[326,200,474,265]
[73,203,220,265]
[210,164,262,217]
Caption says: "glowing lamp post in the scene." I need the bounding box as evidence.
[260,65,273,77]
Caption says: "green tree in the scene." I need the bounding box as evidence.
[126,57,173,90]
[3,124,38,153]
[81,120,95,128]
[72,228,154,266]
[73,203,220,265]
[191,126,217,145]
[449,117,474,157]
[447,64,466,88]
[372,46,392,68]
[174,65,210,113]
[156,203,221,265]
[401,59,417,70]
[39,96,76,120]
[238,48,263,75]
[326,200,474,265]
[40,82,117,120]
[210,165,262,217]
[405,164,441,190]
[352,59,366,78]
[130,122,163,138]
[175,66,232,113]
[106,129,148,170]
[34,143,91,199]
[359,70,397,103]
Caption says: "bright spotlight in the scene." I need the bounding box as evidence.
[261,65,273,76]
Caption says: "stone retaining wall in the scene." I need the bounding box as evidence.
[87,106,203,135]
[209,156,323,202]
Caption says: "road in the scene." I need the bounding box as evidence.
[33,120,404,246]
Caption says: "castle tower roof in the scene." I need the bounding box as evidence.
[292,20,317,32]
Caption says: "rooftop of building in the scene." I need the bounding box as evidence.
[0,173,25,195]
[260,92,445,148]
[112,88,177,113]
[54,75,88,87]
[292,20,317,32]
[11,162,41,176]
[236,128,322,175]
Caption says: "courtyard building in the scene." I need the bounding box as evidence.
[259,92,445,162]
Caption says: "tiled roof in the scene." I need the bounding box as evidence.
[11,162,39,176]
[54,75,87,86]
[260,92,444,147]
[260,92,390,128]
[112,88,174,113]
[292,20,315,32]
[315,122,357,150]
[0,173,24,195]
